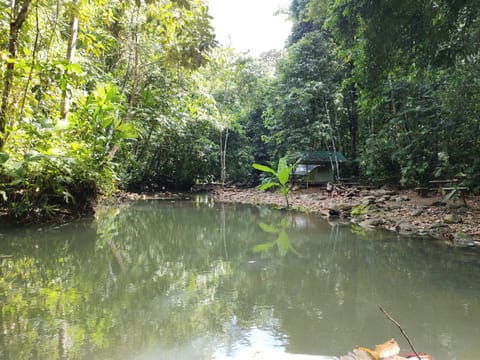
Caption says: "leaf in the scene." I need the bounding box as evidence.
[187,273,196,290]
[259,182,279,191]
[351,224,367,237]
[259,222,279,234]
[0,190,7,201]
[63,191,75,204]
[117,122,138,138]
[24,154,45,163]
[53,120,70,132]
[277,157,291,185]
[253,163,277,175]
[69,63,83,75]
[443,188,457,202]
[0,152,9,164]
[252,241,276,253]
[277,231,290,256]
[277,167,290,186]
[9,178,23,186]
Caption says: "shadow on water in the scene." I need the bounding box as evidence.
[0,199,479,359]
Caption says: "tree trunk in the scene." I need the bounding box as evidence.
[347,61,358,159]
[61,0,80,121]
[19,6,40,117]
[108,6,140,160]
[325,101,340,180]
[349,82,359,159]
[0,0,32,149]
[220,127,229,186]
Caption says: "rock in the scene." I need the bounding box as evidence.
[394,220,416,234]
[336,203,354,212]
[329,204,354,219]
[429,222,449,229]
[328,208,340,218]
[391,195,410,202]
[444,214,462,224]
[452,232,475,248]
[359,218,384,229]
[362,196,376,206]
[410,207,425,217]
[369,189,397,197]
[319,209,331,217]
[427,223,450,239]
[388,204,402,210]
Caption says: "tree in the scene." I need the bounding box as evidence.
[196,48,276,186]
[0,0,219,217]
[263,26,345,161]
[0,0,33,149]
[324,0,480,185]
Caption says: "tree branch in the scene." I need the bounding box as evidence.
[379,306,421,360]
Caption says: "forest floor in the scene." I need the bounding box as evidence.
[210,185,480,247]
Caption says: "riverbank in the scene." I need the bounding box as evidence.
[4,184,478,248]
[212,185,480,248]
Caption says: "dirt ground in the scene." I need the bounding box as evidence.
[211,185,480,246]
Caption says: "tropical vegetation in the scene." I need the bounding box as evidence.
[1,0,479,221]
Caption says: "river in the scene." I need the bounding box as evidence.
[1,198,479,359]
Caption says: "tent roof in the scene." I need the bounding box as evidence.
[293,164,320,176]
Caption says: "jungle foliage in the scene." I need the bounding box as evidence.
[1,0,480,220]
[0,0,217,219]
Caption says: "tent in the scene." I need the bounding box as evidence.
[292,151,347,185]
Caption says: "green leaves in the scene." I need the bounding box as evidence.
[276,157,290,186]
[252,163,276,175]
[252,156,294,207]
[0,151,9,164]
[258,182,279,191]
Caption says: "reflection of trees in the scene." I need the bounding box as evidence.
[0,221,98,359]
[0,202,479,359]
[0,201,272,359]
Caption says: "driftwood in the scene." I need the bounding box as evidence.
[329,183,360,197]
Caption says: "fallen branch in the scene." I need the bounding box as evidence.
[379,306,421,360]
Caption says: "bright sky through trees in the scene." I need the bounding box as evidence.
[207,0,291,54]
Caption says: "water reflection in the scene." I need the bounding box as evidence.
[0,201,479,359]
[254,218,299,257]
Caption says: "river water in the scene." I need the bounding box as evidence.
[1,199,479,359]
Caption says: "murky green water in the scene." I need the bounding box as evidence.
[1,198,479,359]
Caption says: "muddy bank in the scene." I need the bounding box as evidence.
[212,186,480,248]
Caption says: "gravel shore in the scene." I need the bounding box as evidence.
[212,186,480,248]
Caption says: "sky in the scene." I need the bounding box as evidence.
[206,0,292,55]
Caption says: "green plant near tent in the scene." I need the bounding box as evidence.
[252,156,295,208]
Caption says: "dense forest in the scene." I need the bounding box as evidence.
[1,0,479,220]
